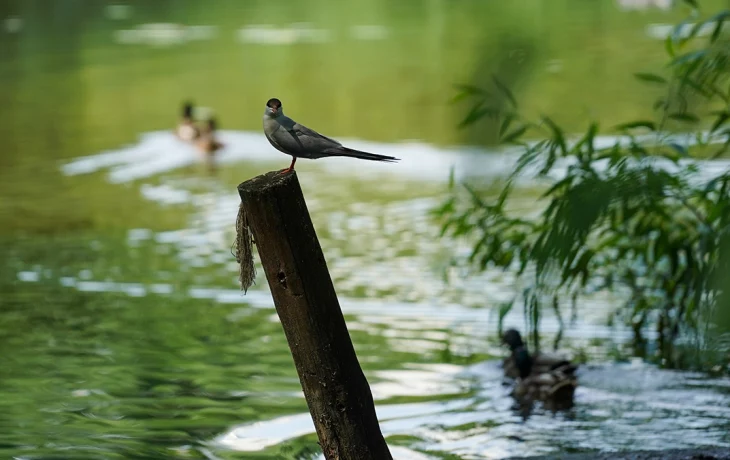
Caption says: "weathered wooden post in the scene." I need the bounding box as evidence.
[236,170,393,460]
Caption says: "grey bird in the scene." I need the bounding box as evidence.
[262,98,399,173]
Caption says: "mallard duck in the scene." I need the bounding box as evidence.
[176,101,200,142]
[196,117,224,154]
[195,117,224,171]
[501,328,578,410]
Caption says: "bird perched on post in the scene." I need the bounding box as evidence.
[262,98,400,174]
[501,328,578,410]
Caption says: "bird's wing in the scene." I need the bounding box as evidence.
[292,122,341,145]
[288,122,345,158]
[268,116,347,158]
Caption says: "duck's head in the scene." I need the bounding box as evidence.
[182,101,194,120]
[502,329,525,351]
[503,329,533,379]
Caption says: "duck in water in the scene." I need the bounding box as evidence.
[196,117,224,170]
[175,101,200,143]
[501,328,578,410]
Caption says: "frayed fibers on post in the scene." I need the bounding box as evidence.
[234,201,256,293]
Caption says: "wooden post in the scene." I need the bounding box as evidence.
[237,171,393,460]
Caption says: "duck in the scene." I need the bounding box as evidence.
[195,116,224,169]
[196,117,224,153]
[501,328,578,410]
[175,101,200,142]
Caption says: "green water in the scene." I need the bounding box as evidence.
[0,0,718,232]
[2,1,730,459]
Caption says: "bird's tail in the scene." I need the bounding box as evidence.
[333,147,400,163]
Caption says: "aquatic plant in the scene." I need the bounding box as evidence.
[437,0,730,370]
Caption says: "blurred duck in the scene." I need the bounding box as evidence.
[196,117,224,170]
[501,328,578,410]
[176,101,200,142]
[196,117,224,155]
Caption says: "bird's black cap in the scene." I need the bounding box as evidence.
[266,98,281,109]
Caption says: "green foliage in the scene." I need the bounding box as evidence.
[437,3,730,370]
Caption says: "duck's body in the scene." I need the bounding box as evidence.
[197,133,223,154]
[176,101,200,142]
[195,117,223,171]
[196,118,224,155]
[177,122,199,142]
[502,350,576,380]
[501,329,578,410]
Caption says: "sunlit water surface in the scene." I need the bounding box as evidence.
[3,130,729,459]
[3,1,730,459]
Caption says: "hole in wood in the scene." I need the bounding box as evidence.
[277,270,288,289]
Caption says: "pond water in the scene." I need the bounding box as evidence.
[2,1,730,459]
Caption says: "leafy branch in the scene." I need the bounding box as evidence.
[439,3,730,370]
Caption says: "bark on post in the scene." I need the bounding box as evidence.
[237,170,392,460]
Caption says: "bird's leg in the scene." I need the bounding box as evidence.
[280,157,296,174]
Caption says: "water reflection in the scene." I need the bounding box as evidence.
[3,15,22,33]
[1,116,725,457]
[5,156,730,458]
[60,128,730,185]
[105,4,132,21]
[616,0,674,11]
[115,23,218,46]
[218,361,730,458]
[3,127,725,458]
[237,23,330,45]
[4,0,730,458]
